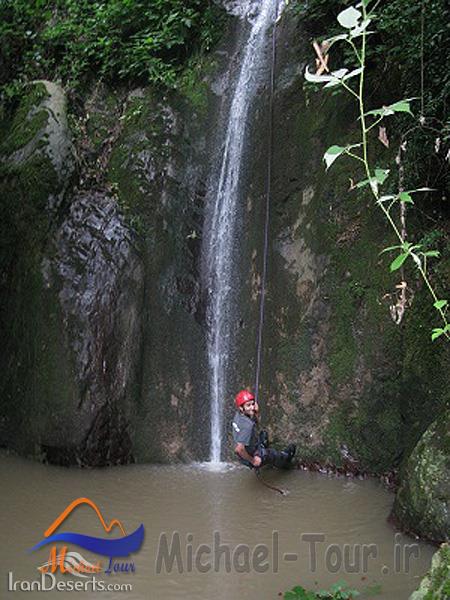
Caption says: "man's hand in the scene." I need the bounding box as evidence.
[235,443,261,467]
[252,455,262,468]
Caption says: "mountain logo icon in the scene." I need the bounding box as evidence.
[29,497,144,557]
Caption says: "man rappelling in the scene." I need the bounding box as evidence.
[232,389,296,469]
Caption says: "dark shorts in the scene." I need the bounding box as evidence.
[236,446,291,470]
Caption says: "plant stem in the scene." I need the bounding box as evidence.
[355,2,449,338]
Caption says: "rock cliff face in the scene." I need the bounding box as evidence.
[393,410,450,543]
[220,5,450,473]
[0,5,448,476]
[0,81,144,465]
[409,544,450,599]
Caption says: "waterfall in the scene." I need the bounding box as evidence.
[202,0,280,464]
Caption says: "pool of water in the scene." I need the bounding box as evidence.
[0,453,434,599]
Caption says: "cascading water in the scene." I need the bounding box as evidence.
[202,0,281,464]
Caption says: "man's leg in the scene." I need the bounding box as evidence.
[259,444,296,469]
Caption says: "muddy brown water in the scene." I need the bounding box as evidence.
[0,453,435,599]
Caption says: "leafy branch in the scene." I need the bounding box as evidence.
[305,0,449,342]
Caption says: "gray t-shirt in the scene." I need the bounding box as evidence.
[232,410,258,455]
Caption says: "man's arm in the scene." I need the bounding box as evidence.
[234,443,262,467]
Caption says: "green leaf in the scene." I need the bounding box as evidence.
[323,67,363,88]
[390,253,409,271]
[350,18,372,38]
[323,145,346,169]
[399,191,413,203]
[380,244,402,254]
[324,33,349,46]
[389,100,414,115]
[422,250,440,258]
[431,328,444,341]
[356,178,371,188]
[291,586,306,594]
[305,67,349,86]
[337,6,362,29]
[434,300,448,310]
[365,98,416,118]
[374,168,389,184]
[322,70,350,88]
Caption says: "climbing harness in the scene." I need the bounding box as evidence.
[254,6,277,403]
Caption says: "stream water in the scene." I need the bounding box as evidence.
[1,452,434,599]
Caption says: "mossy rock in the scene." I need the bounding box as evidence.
[1,80,74,191]
[393,410,450,543]
[409,544,450,599]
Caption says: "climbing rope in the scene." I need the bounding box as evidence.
[420,0,425,118]
[255,468,287,495]
[254,10,277,404]
[251,13,289,496]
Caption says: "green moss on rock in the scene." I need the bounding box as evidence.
[393,410,450,543]
[410,544,450,599]
[0,82,50,155]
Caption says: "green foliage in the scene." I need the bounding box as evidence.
[0,0,227,103]
[284,580,377,599]
[375,0,450,125]
[303,0,449,341]
[305,0,450,216]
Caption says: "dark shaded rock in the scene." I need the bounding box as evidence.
[0,81,76,456]
[40,191,144,465]
[106,84,214,462]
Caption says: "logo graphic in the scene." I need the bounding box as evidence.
[29,497,145,576]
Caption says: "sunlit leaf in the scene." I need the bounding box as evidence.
[356,178,371,188]
[380,245,402,255]
[323,33,349,45]
[431,328,444,341]
[337,6,362,29]
[323,143,361,169]
[389,100,414,115]
[390,253,408,271]
[323,145,345,169]
[322,68,353,87]
[343,66,363,81]
[374,168,389,184]
[434,300,448,310]
[350,18,372,38]
[399,191,413,203]
[365,98,416,118]
[304,66,347,84]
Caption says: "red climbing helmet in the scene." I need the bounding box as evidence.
[235,389,255,408]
